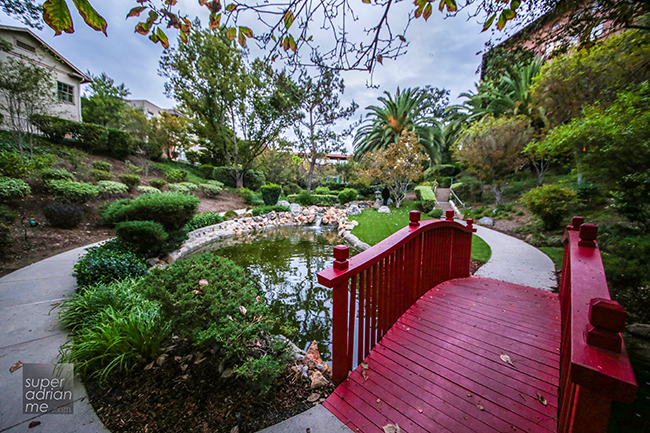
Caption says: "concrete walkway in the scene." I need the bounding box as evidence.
[0,245,108,432]
[0,223,556,433]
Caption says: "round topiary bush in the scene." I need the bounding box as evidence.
[115,220,169,255]
[520,184,578,230]
[149,178,167,190]
[338,188,358,204]
[102,192,200,231]
[428,208,444,219]
[136,185,161,195]
[118,174,141,191]
[261,183,282,205]
[91,161,112,172]
[43,203,83,229]
[73,239,148,289]
[165,169,187,183]
[199,182,222,198]
[96,181,129,196]
[89,169,113,182]
[45,180,98,203]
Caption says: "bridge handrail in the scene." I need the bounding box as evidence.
[317,209,476,385]
[558,216,638,432]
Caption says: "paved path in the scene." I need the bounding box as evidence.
[473,225,557,291]
[0,223,556,433]
[0,245,108,433]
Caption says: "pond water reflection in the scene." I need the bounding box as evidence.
[190,226,355,362]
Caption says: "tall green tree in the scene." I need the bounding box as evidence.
[160,27,300,188]
[149,111,192,160]
[81,72,131,128]
[0,58,54,154]
[294,66,357,192]
[353,87,443,166]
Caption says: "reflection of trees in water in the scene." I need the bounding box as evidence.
[202,227,348,361]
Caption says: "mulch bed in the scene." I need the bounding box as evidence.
[87,338,335,433]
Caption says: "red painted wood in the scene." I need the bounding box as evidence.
[332,281,349,386]
[325,277,561,433]
[557,219,638,432]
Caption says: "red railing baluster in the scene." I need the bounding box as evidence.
[318,211,477,385]
[557,217,638,432]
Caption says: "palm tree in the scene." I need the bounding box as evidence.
[353,87,442,165]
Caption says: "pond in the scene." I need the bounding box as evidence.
[189,225,356,362]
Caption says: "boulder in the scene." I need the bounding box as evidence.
[304,341,323,366]
[373,199,382,209]
[378,206,391,214]
[478,216,494,226]
[290,203,302,215]
[346,204,362,216]
[277,200,290,208]
[310,371,329,389]
[627,323,650,339]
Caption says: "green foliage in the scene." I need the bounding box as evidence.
[45,180,98,203]
[250,205,290,216]
[91,160,112,172]
[0,176,31,200]
[96,181,129,196]
[29,114,75,143]
[136,185,161,195]
[294,191,313,206]
[118,174,141,190]
[168,183,191,194]
[115,220,169,255]
[89,169,113,181]
[614,172,650,232]
[338,188,358,204]
[223,210,238,220]
[234,351,290,395]
[166,168,188,183]
[58,278,155,332]
[82,72,131,129]
[213,166,236,188]
[198,164,215,178]
[59,306,169,382]
[177,182,199,191]
[138,253,282,369]
[245,169,266,190]
[313,186,331,195]
[40,168,74,182]
[428,208,443,218]
[282,182,301,196]
[415,185,436,213]
[426,164,461,178]
[239,188,263,205]
[148,178,167,190]
[520,184,578,229]
[0,149,30,178]
[451,180,484,203]
[124,162,142,174]
[199,181,223,197]
[43,203,83,229]
[103,192,199,231]
[73,239,148,288]
[185,212,223,231]
[311,194,338,206]
[261,183,282,205]
[0,204,17,246]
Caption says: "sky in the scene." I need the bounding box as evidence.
[0,1,499,151]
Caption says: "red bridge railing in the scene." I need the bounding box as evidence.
[317,209,475,385]
[558,217,638,432]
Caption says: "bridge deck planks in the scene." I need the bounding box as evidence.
[324,276,561,433]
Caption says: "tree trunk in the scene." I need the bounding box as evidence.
[307,153,317,192]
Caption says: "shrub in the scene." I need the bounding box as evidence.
[118,174,140,191]
[283,183,301,196]
[239,187,260,205]
[43,203,83,229]
[199,182,223,198]
[213,166,236,188]
[166,169,187,183]
[149,178,167,190]
[250,205,290,217]
[311,194,338,206]
[45,180,98,203]
[73,239,148,288]
[314,186,331,195]
[0,177,31,200]
[428,209,444,218]
[520,184,578,229]
[322,182,347,192]
[0,205,18,224]
[168,183,191,194]
[58,278,155,332]
[244,169,266,190]
[295,191,313,206]
[136,186,161,195]
[198,164,215,179]
[261,183,282,205]
[40,168,74,182]
[223,210,238,220]
[59,306,169,382]
[124,162,142,174]
[30,113,76,143]
[177,182,199,191]
[115,220,169,255]
[415,185,436,213]
[102,192,199,231]
[0,149,30,178]
[417,200,436,213]
[89,169,113,181]
[96,181,129,196]
[234,348,292,395]
[92,161,112,172]
[77,123,108,151]
[136,253,284,369]
[338,188,358,204]
[186,212,223,231]
[436,176,453,188]
[451,180,484,203]
[425,164,461,178]
[106,128,135,159]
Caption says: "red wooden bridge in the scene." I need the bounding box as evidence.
[317,210,638,433]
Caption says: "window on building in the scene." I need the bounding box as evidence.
[57,82,74,104]
[16,39,36,53]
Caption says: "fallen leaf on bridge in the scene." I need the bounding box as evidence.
[377,398,382,409]
[416,405,423,413]
[500,354,516,368]
[383,424,402,433]
[536,392,548,406]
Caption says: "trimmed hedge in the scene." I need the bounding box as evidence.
[415,185,436,213]
[261,183,282,205]
[89,169,113,181]
[97,181,129,196]
[73,239,148,288]
[118,174,141,191]
[250,205,290,216]
[338,188,358,204]
[102,192,199,231]
[185,212,223,231]
[149,178,167,190]
[115,220,169,255]
[43,203,83,228]
[199,182,222,197]
[45,180,97,203]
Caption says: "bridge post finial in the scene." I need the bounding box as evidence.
[579,223,598,248]
[409,210,421,227]
[568,216,584,231]
[333,245,349,271]
[586,298,626,353]
[466,218,474,229]
[445,209,454,221]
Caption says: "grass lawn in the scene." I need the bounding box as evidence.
[349,201,492,263]
[540,246,564,272]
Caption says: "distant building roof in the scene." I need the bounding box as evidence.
[0,24,91,83]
